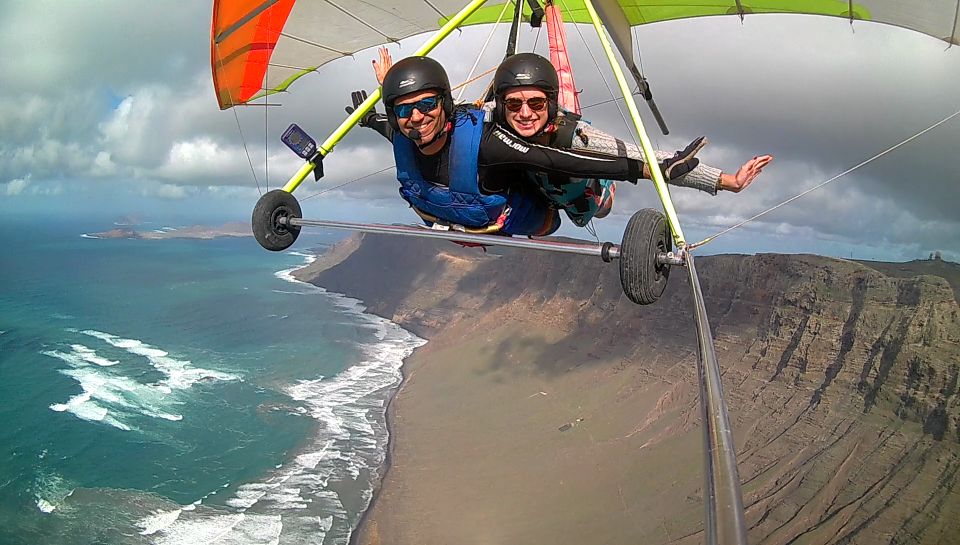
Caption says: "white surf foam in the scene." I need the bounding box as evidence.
[153,512,282,545]
[274,252,316,286]
[43,343,190,429]
[70,344,119,366]
[136,251,425,544]
[32,472,74,515]
[80,330,239,389]
[139,508,183,535]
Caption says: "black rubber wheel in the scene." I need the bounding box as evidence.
[252,189,302,251]
[619,208,672,305]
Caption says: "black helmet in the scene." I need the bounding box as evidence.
[493,53,559,124]
[493,53,559,96]
[381,56,454,131]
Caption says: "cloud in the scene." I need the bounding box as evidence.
[142,184,190,200]
[91,152,117,177]
[0,2,206,94]
[152,137,239,183]
[1,5,958,259]
[5,175,30,196]
[3,174,64,197]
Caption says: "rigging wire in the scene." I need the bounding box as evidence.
[632,24,644,76]
[231,105,263,197]
[580,91,641,111]
[688,108,960,250]
[630,23,660,151]
[533,17,543,50]
[298,166,396,202]
[584,218,600,242]
[214,43,263,196]
[456,1,512,102]
[558,0,639,151]
[452,66,498,92]
[264,64,269,191]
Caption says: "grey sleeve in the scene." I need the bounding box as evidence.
[571,122,722,195]
[651,149,722,196]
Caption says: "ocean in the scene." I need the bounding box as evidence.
[0,216,424,545]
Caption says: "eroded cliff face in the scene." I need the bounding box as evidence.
[296,235,960,545]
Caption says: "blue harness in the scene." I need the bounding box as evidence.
[392,109,558,235]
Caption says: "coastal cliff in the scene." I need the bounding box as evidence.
[294,234,960,545]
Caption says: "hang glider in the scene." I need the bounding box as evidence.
[209,3,956,545]
[211,0,959,297]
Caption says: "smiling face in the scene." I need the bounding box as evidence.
[501,86,549,138]
[393,89,446,150]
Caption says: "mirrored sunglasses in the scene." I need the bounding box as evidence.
[393,95,442,118]
[502,97,548,112]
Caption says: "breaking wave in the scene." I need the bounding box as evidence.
[44,332,239,430]
[136,251,426,544]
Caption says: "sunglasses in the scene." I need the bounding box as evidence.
[502,97,548,113]
[393,95,442,118]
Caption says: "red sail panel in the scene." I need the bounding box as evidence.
[211,0,297,109]
[546,2,581,114]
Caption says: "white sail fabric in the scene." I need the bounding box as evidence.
[213,0,959,108]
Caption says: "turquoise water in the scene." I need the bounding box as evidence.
[0,217,424,544]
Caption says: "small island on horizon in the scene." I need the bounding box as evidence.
[87,221,250,240]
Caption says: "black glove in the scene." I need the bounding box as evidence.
[660,136,707,180]
[345,90,377,127]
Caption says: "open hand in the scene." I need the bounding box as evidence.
[344,90,377,126]
[373,46,392,85]
[718,155,773,193]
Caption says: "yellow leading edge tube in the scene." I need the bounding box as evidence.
[282,0,491,194]
[580,0,686,248]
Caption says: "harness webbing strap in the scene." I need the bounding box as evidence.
[448,114,482,194]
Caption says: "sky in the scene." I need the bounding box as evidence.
[1,1,959,261]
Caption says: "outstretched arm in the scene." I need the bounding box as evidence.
[354,47,396,140]
[717,155,773,193]
[646,149,773,195]
[571,122,772,195]
[480,123,645,181]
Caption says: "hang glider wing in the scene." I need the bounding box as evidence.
[211,0,959,109]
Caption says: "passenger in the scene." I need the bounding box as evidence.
[489,52,774,225]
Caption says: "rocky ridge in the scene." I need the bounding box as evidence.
[295,235,960,545]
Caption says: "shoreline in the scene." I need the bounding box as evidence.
[347,335,420,545]
[290,239,419,545]
[131,246,426,544]
[288,246,426,545]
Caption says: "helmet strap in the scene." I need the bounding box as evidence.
[414,120,453,150]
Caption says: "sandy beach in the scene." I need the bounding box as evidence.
[347,307,710,545]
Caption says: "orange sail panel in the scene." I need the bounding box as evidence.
[211,0,297,109]
[546,1,580,115]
